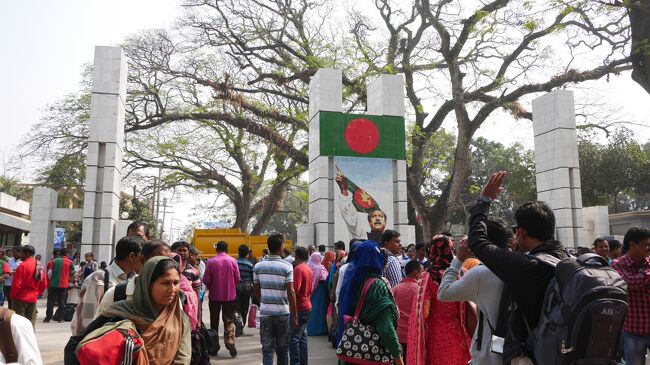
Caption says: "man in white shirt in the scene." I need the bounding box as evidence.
[97,241,170,316]
[70,236,144,335]
[0,308,43,365]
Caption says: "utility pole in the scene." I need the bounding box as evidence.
[154,168,161,238]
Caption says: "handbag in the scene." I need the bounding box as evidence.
[248,304,258,328]
[336,278,393,364]
[199,322,220,356]
[190,329,211,365]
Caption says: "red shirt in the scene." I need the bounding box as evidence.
[10,257,47,303]
[612,254,650,336]
[293,263,314,312]
[391,277,419,343]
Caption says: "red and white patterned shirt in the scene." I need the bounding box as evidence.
[612,254,650,336]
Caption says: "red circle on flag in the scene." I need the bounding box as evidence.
[344,118,380,154]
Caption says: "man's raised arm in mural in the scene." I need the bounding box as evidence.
[335,165,387,241]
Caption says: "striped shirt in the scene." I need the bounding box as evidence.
[253,255,293,316]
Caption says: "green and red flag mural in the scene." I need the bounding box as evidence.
[337,167,381,213]
[319,111,406,160]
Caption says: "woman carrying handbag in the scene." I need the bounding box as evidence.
[336,241,403,365]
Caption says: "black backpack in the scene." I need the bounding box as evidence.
[526,253,627,365]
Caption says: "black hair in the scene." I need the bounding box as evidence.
[53,249,60,256]
[263,248,269,254]
[367,209,387,222]
[267,234,284,254]
[318,244,326,253]
[347,241,362,262]
[59,249,68,257]
[141,240,170,259]
[149,258,180,285]
[348,239,359,247]
[334,241,346,251]
[85,252,94,257]
[79,261,86,267]
[593,238,607,248]
[115,236,145,261]
[514,201,555,241]
[577,247,592,255]
[379,229,400,246]
[486,216,511,250]
[295,246,309,261]
[21,245,35,257]
[623,226,650,253]
[215,241,228,252]
[238,244,250,258]
[441,231,453,237]
[415,242,426,251]
[127,221,150,237]
[100,261,107,268]
[405,260,423,276]
[189,245,199,255]
[170,241,191,251]
[608,239,621,252]
[405,243,415,251]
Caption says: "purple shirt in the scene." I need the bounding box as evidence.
[203,252,240,302]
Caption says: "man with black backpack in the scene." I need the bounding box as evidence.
[471,172,628,365]
[468,171,571,364]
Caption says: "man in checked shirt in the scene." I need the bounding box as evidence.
[612,226,650,365]
[379,229,403,287]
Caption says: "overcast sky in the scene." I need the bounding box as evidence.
[1,1,649,239]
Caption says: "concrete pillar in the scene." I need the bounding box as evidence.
[367,75,414,245]
[308,69,342,245]
[532,90,583,248]
[30,188,58,261]
[81,46,128,261]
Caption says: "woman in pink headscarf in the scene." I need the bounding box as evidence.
[307,252,329,335]
[407,235,471,365]
[170,252,200,330]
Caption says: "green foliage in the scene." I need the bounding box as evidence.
[578,129,650,212]
[523,20,538,32]
[120,195,156,236]
[36,153,86,208]
[0,176,26,198]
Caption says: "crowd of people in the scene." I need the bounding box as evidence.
[0,171,649,364]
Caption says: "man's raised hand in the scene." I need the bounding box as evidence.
[480,171,507,200]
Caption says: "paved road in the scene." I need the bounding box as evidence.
[33,298,337,364]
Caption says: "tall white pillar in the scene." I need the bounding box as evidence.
[367,75,414,245]
[532,90,583,248]
[308,69,342,246]
[30,187,58,260]
[81,46,128,261]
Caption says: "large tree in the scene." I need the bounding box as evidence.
[22,0,635,238]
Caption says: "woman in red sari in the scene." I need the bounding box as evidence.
[407,235,472,365]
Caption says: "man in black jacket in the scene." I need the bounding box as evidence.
[468,171,570,364]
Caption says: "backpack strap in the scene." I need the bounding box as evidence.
[531,252,561,267]
[114,282,128,302]
[0,308,18,363]
[103,268,110,293]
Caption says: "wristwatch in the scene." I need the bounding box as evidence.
[477,195,492,206]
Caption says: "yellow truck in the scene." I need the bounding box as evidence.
[192,228,293,259]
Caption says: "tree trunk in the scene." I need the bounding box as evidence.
[630,0,650,93]
[250,181,290,235]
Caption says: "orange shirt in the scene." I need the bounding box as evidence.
[462,258,480,272]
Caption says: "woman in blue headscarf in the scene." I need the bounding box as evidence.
[336,241,403,365]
